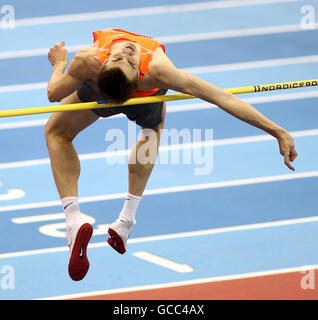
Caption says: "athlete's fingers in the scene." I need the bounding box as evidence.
[289,145,298,162]
[284,149,295,171]
[54,41,65,48]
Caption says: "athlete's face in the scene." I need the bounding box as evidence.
[103,41,141,81]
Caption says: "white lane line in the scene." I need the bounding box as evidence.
[0,21,314,60]
[212,129,318,146]
[160,23,318,44]
[133,251,194,273]
[1,90,318,130]
[0,119,49,130]
[12,0,301,27]
[0,158,51,169]
[12,213,65,224]
[0,170,317,213]
[1,214,318,259]
[42,263,318,300]
[0,127,317,169]
[0,82,47,93]
[0,46,83,60]
[183,55,318,74]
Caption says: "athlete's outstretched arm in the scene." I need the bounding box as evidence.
[150,56,298,170]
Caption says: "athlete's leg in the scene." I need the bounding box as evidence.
[45,91,99,199]
[45,91,99,281]
[128,101,166,196]
[107,102,166,254]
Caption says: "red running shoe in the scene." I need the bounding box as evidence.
[107,219,135,254]
[67,222,93,281]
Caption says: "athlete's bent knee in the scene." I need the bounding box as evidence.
[45,119,75,144]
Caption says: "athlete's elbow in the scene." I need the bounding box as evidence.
[47,89,61,103]
[47,93,56,103]
[219,90,236,106]
[222,90,234,100]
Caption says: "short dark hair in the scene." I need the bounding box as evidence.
[97,65,138,104]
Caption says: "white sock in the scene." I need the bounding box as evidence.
[62,196,80,234]
[119,193,141,224]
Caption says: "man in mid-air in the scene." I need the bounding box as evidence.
[46,28,297,281]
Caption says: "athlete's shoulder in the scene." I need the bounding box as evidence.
[68,46,101,80]
[138,48,176,90]
[148,47,171,72]
[147,47,177,79]
[75,45,98,59]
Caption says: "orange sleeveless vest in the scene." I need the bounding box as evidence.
[93,28,166,97]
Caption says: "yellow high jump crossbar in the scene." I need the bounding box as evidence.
[0,79,317,118]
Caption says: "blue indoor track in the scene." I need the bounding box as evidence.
[0,0,317,299]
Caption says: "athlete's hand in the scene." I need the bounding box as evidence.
[277,131,298,171]
[48,41,68,67]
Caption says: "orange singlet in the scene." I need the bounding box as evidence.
[93,28,166,97]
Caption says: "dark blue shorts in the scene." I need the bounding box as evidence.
[77,79,167,129]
